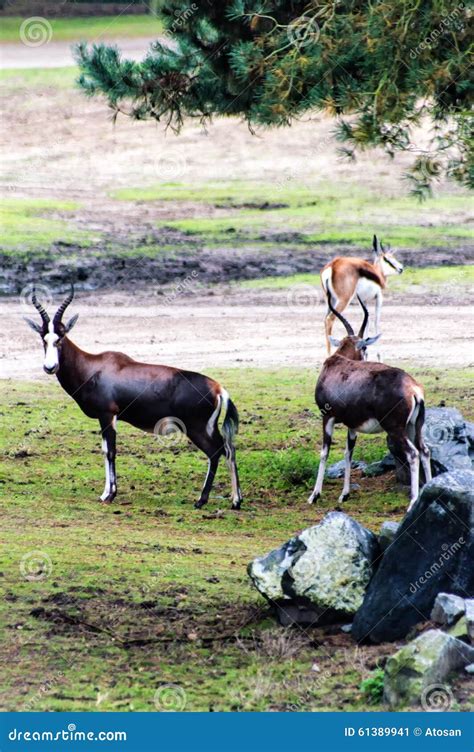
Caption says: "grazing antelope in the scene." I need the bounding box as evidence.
[321,235,403,359]
[308,287,431,511]
[25,286,242,510]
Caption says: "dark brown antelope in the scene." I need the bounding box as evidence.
[25,286,242,509]
[320,235,403,359]
[308,287,431,511]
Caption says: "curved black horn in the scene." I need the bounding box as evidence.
[357,295,369,338]
[31,286,50,326]
[53,284,74,325]
[325,282,354,336]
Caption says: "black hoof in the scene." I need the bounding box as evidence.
[231,502,242,511]
[194,499,207,509]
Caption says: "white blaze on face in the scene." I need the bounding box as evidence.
[43,321,59,373]
[381,254,403,276]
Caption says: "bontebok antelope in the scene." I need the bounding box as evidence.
[25,286,243,509]
[308,289,431,511]
[320,235,403,358]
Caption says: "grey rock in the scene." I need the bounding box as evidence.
[325,459,367,479]
[465,663,474,674]
[363,454,396,478]
[431,593,465,626]
[465,599,474,643]
[352,470,474,643]
[248,512,380,627]
[378,521,400,552]
[384,629,474,708]
[341,623,353,633]
[388,407,472,485]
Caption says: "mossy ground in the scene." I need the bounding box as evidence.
[1,368,472,712]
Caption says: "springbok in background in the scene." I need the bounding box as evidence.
[25,286,243,510]
[308,287,431,511]
[320,235,403,359]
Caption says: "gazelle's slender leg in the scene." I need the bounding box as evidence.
[324,312,335,355]
[415,410,432,486]
[339,429,357,502]
[225,442,242,510]
[195,454,221,509]
[406,438,420,511]
[308,417,335,503]
[99,415,117,502]
[374,292,383,362]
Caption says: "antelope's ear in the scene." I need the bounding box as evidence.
[373,235,382,256]
[329,336,341,348]
[64,313,79,332]
[357,334,381,349]
[23,317,43,334]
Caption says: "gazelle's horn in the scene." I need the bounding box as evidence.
[357,295,369,338]
[53,284,74,325]
[325,282,354,336]
[31,286,50,326]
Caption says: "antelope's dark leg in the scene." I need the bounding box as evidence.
[189,431,225,509]
[99,415,117,503]
[308,416,335,503]
[414,400,432,485]
[339,429,357,502]
[390,431,420,511]
[224,438,242,510]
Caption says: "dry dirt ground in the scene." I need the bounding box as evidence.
[1,38,472,379]
[1,288,472,381]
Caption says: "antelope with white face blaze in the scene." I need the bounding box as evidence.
[25,286,243,509]
[308,288,431,511]
[320,235,403,359]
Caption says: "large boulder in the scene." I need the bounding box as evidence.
[388,407,473,485]
[384,629,474,709]
[248,512,379,627]
[352,470,474,643]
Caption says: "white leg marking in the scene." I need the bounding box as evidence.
[308,418,335,503]
[100,417,117,501]
[100,437,110,501]
[374,292,382,361]
[406,438,420,508]
[206,393,224,437]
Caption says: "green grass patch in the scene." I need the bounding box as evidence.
[0,198,95,252]
[1,366,472,711]
[114,181,471,250]
[242,266,474,292]
[0,15,163,43]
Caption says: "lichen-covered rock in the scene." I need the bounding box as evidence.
[378,521,400,552]
[447,616,468,641]
[384,629,474,709]
[325,459,367,479]
[248,512,379,627]
[465,600,474,644]
[431,593,465,627]
[352,470,474,643]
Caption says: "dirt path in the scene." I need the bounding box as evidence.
[1,289,472,381]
